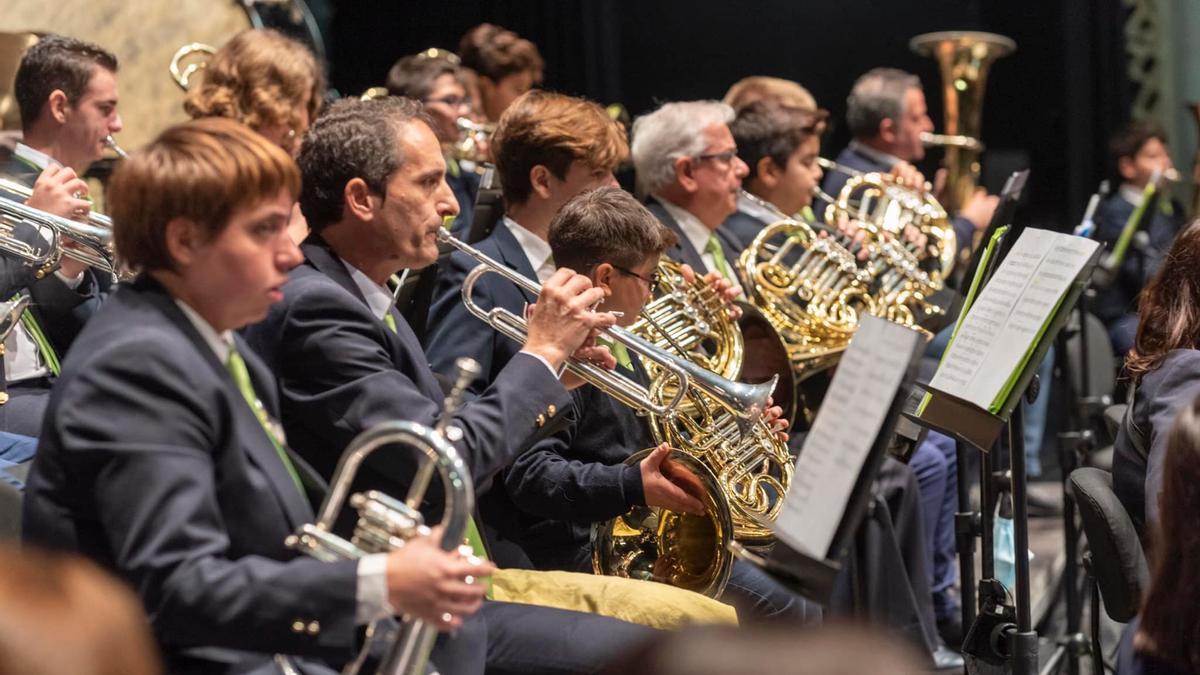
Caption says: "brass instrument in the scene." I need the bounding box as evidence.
[168,42,216,92]
[0,294,29,343]
[448,117,493,168]
[0,185,119,277]
[910,31,1016,214]
[286,358,481,675]
[105,135,129,160]
[437,228,783,597]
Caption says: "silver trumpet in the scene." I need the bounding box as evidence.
[105,135,129,160]
[0,294,29,343]
[436,228,777,435]
[0,183,118,276]
[286,358,482,675]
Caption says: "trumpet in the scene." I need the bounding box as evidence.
[0,189,119,278]
[286,358,481,675]
[0,177,112,229]
[105,135,129,160]
[437,228,776,434]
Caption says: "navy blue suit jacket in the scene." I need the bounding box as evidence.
[721,209,771,255]
[425,222,537,393]
[242,235,571,511]
[446,164,481,237]
[22,276,358,674]
[1092,192,1185,324]
[644,197,741,276]
[819,144,976,258]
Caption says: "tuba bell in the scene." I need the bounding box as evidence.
[286,358,482,675]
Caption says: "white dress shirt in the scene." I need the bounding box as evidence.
[1118,183,1146,208]
[176,295,393,626]
[654,197,729,280]
[502,216,556,283]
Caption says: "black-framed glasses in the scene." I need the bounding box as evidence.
[423,94,473,109]
[692,149,739,167]
[613,264,661,293]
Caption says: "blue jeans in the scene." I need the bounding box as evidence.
[722,559,823,625]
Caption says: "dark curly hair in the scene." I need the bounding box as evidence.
[14,34,118,131]
[458,23,544,83]
[297,97,431,232]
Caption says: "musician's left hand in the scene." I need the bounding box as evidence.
[763,396,789,444]
[679,263,743,319]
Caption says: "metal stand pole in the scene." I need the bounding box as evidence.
[1009,404,1040,675]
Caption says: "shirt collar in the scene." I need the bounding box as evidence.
[502,216,554,276]
[13,143,55,172]
[174,299,234,364]
[737,191,785,224]
[655,196,712,257]
[340,258,395,322]
[1118,183,1147,208]
[849,139,902,170]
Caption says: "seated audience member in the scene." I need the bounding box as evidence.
[0,546,162,675]
[1092,120,1187,356]
[1117,391,1200,675]
[458,23,544,122]
[184,28,324,243]
[1115,219,1200,539]
[386,51,481,233]
[21,118,495,674]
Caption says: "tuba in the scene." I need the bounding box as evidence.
[286,358,481,675]
[438,229,784,597]
[910,31,1016,214]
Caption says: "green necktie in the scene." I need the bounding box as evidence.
[598,336,633,370]
[705,233,733,281]
[12,295,60,376]
[381,311,491,567]
[225,347,305,497]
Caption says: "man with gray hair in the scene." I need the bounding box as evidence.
[631,100,746,289]
[821,67,996,254]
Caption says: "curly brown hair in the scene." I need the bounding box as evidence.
[458,23,544,83]
[1125,219,1200,382]
[183,29,323,137]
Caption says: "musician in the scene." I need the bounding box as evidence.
[458,24,544,122]
[497,185,819,625]
[723,76,817,113]
[184,28,323,243]
[820,67,996,256]
[0,34,121,437]
[629,100,746,289]
[22,117,495,675]
[426,89,624,393]
[241,97,659,673]
[385,52,480,234]
[722,101,827,250]
[1092,120,1186,356]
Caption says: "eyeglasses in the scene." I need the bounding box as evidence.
[692,149,739,167]
[613,264,661,293]
[423,94,473,109]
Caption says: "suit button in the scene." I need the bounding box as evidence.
[291,620,306,634]
[535,414,545,428]
[34,270,45,280]
[547,404,557,418]
[306,620,320,635]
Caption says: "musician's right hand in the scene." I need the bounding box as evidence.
[889,161,927,191]
[523,267,616,370]
[26,165,90,221]
[640,443,706,515]
[960,187,1000,231]
[385,526,494,631]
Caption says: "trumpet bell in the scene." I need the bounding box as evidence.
[592,448,734,598]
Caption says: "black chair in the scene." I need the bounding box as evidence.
[1069,467,1148,673]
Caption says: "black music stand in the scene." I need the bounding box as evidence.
[731,326,926,606]
[906,233,1101,675]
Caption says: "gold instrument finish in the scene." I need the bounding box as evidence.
[910,31,1016,214]
[591,448,734,598]
[739,217,874,380]
[630,259,743,381]
[448,117,494,169]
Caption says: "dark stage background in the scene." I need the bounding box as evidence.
[328,0,1134,229]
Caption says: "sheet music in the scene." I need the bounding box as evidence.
[928,228,1099,411]
[774,315,922,559]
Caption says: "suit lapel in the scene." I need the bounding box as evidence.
[490,223,538,303]
[134,277,315,528]
[646,197,709,274]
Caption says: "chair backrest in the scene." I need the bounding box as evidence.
[1069,467,1148,622]
[1064,311,1118,403]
